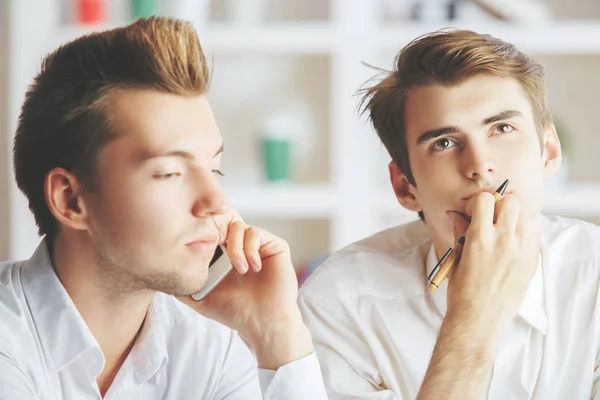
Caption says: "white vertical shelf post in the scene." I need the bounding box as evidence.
[328,0,381,251]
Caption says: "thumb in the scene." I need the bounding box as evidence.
[446,212,469,281]
[448,212,470,244]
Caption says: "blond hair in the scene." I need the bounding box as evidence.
[14,17,211,240]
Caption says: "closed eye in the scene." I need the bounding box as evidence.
[155,172,182,180]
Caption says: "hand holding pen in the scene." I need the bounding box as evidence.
[428,179,510,291]
[426,179,540,341]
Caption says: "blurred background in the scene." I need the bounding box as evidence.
[1,0,600,281]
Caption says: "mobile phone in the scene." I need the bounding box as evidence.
[191,245,233,301]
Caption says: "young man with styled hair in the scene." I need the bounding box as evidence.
[298,29,600,399]
[0,17,327,399]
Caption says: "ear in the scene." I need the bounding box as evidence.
[44,168,91,233]
[541,123,562,180]
[388,161,422,213]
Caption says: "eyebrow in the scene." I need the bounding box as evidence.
[482,110,522,125]
[416,110,523,145]
[137,143,224,162]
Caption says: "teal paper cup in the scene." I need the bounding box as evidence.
[133,0,158,19]
[261,138,290,182]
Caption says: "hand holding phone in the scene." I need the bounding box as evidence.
[177,217,314,370]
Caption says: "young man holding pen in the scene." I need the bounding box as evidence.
[298,29,600,399]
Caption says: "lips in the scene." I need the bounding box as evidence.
[185,233,219,254]
[462,187,513,202]
[461,187,497,201]
[185,239,218,254]
[452,191,513,223]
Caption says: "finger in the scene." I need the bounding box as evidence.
[244,226,263,272]
[494,195,520,233]
[228,209,244,224]
[225,220,249,274]
[447,242,464,280]
[256,228,290,261]
[214,208,245,236]
[467,192,495,237]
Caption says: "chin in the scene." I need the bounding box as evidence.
[143,262,209,296]
[155,276,208,297]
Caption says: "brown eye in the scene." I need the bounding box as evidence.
[438,138,451,148]
[431,137,456,152]
[495,124,515,134]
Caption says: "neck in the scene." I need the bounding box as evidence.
[51,233,154,392]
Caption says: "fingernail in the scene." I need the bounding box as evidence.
[239,262,248,273]
[251,262,261,272]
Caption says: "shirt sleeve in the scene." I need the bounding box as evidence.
[258,352,327,399]
[212,331,328,400]
[298,293,401,400]
[0,352,37,399]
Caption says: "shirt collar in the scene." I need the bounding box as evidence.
[21,238,101,373]
[425,242,547,335]
[130,295,169,385]
[20,239,169,385]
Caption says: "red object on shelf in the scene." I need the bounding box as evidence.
[77,0,107,24]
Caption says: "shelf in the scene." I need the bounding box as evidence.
[54,20,600,56]
[222,183,337,218]
[543,183,600,216]
[199,22,334,54]
[376,21,600,54]
[54,22,334,55]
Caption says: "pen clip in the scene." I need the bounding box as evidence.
[427,247,453,283]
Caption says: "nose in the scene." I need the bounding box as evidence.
[190,167,229,218]
[461,141,497,182]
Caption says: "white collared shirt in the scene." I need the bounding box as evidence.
[0,240,327,399]
[298,215,600,399]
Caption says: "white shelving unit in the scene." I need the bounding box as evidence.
[222,184,337,218]
[376,21,600,54]
[6,0,600,264]
[57,22,336,54]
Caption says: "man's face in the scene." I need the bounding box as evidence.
[392,75,560,252]
[84,90,229,296]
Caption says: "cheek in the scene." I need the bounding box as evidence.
[93,180,190,239]
[413,158,458,195]
[410,155,459,206]
[501,143,545,212]
[503,140,545,179]
[411,152,447,183]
